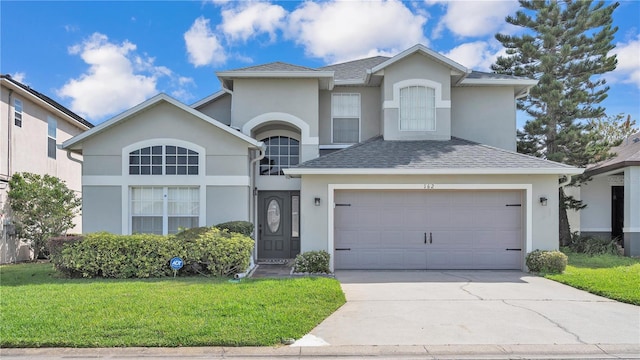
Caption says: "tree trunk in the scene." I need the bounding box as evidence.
[558,187,572,247]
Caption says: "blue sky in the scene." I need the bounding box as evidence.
[2,0,639,126]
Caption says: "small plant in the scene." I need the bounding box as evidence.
[526,249,568,274]
[293,250,330,274]
[567,234,619,255]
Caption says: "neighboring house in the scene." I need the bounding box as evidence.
[1,74,93,263]
[579,133,640,256]
[62,44,583,271]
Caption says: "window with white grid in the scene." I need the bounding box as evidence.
[131,186,199,235]
[332,93,360,143]
[129,145,199,175]
[399,86,435,131]
[259,136,299,176]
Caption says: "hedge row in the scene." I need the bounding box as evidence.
[48,222,254,278]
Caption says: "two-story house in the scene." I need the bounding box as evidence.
[1,74,93,263]
[62,45,583,271]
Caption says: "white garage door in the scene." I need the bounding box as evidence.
[334,190,523,270]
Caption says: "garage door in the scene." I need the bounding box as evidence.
[334,190,523,270]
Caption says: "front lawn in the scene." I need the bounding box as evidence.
[0,262,345,347]
[545,252,640,305]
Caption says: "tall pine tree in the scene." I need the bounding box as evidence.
[492,0,618,246]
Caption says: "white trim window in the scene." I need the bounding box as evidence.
[47,116,57,159]
[14,98,23,127]
[399,85,435,131]
[129,145,199,175]
[259,136,299,176]
[331,93,360,143]
[131,186,199,235]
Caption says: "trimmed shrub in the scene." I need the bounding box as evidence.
[215,221,254,238]
[56,228,254,278]
[567,235,619,255]
[293,250,331,274]
[173,226,214,243]
[47,235,84,274]
[526,250,568,274]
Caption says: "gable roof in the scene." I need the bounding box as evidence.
[284,136,582,176]
[217,62,334,90]
[226,62,318,72]
[1,74,93,130]
[319,56,390,83]
[190,89,230,109]
[62,93,262,152]
[585,132,640,176]
[369,44,469,76]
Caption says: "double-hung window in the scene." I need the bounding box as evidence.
[332,93,360,143]
[47,116,57,159]
[14,98,23,127]
[131,186,199,235]
[399,86,435,131]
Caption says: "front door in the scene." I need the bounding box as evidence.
[258,191,300,259]
[612,186,624,241]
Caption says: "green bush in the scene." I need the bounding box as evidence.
[215,221,254,238]
[526,250,568,274]
[47,235,84,274]
[567,234,619,255]
[173,226,214,242]
[293,250,331,274]
[57,228,254,278]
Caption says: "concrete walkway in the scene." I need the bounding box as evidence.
[307,270,640,347]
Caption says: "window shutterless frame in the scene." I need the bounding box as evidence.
[14,98,23,127]
[331,93,361,144]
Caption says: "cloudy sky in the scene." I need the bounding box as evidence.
[2,0,638,126]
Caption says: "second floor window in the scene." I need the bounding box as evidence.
[47,116,57,159]
[129,145,199,175]
[332,93,360,143]
[399,85,435,131]
[260,136,299,175]
[14,98,23,127]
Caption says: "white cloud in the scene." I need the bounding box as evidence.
[432,0,519,38]
[286,0,428,63]
[442,40,506,71]
[57,33,176,121]
[611,35,640,88]
[11,72,27,84]
[220,2,286,42]
[184,16,226,67]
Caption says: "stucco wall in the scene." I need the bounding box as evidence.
[206,186,249,225]
[298,174,560,270]
[319,86,381,144]
[231,78,319,138]
[194,93,232,126]
[82,186,122,234]
[580,176,612,233]
[451,87,516,151]
[382,54,452,141]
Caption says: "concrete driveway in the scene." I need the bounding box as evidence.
[306,271,640,346]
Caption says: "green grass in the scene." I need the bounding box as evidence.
[545,252,640,305]
[0,262,346,347]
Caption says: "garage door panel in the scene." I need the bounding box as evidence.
[334,190,523,270]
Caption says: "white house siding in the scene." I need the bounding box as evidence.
[451,87,517,152]
[318,86,381,145]
[298,174,560,271]
[580,176,613,237]
[1,85,86,263]
[81,101,253,235]
[623,166,640,256]
[381,53,452,141]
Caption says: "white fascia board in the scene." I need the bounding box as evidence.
[190,89,230,108]
[1,79,92,131]
[62,93,262,150]
[283,167,584,176]
[334,79,366,86]
[370,44,468,74]
[459,78,539,87]
[216,71,334,79]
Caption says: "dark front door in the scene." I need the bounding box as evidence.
[258,191,300,259]
[612,186,624,241]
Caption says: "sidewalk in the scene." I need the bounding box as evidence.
[2,344,639,359]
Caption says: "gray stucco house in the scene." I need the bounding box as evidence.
[62,44,583,271]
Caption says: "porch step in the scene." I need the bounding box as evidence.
[257,258,293,265]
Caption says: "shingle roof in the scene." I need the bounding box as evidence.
[467,71,531,80]
[586,132,640,176]
[1,74,93,129]
[226,62,319,72]
[319,56,390,81]
[292,136,577,171]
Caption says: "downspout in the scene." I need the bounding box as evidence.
[3,89,13,181]
[559,174,574,188]
[248,144,265,259]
